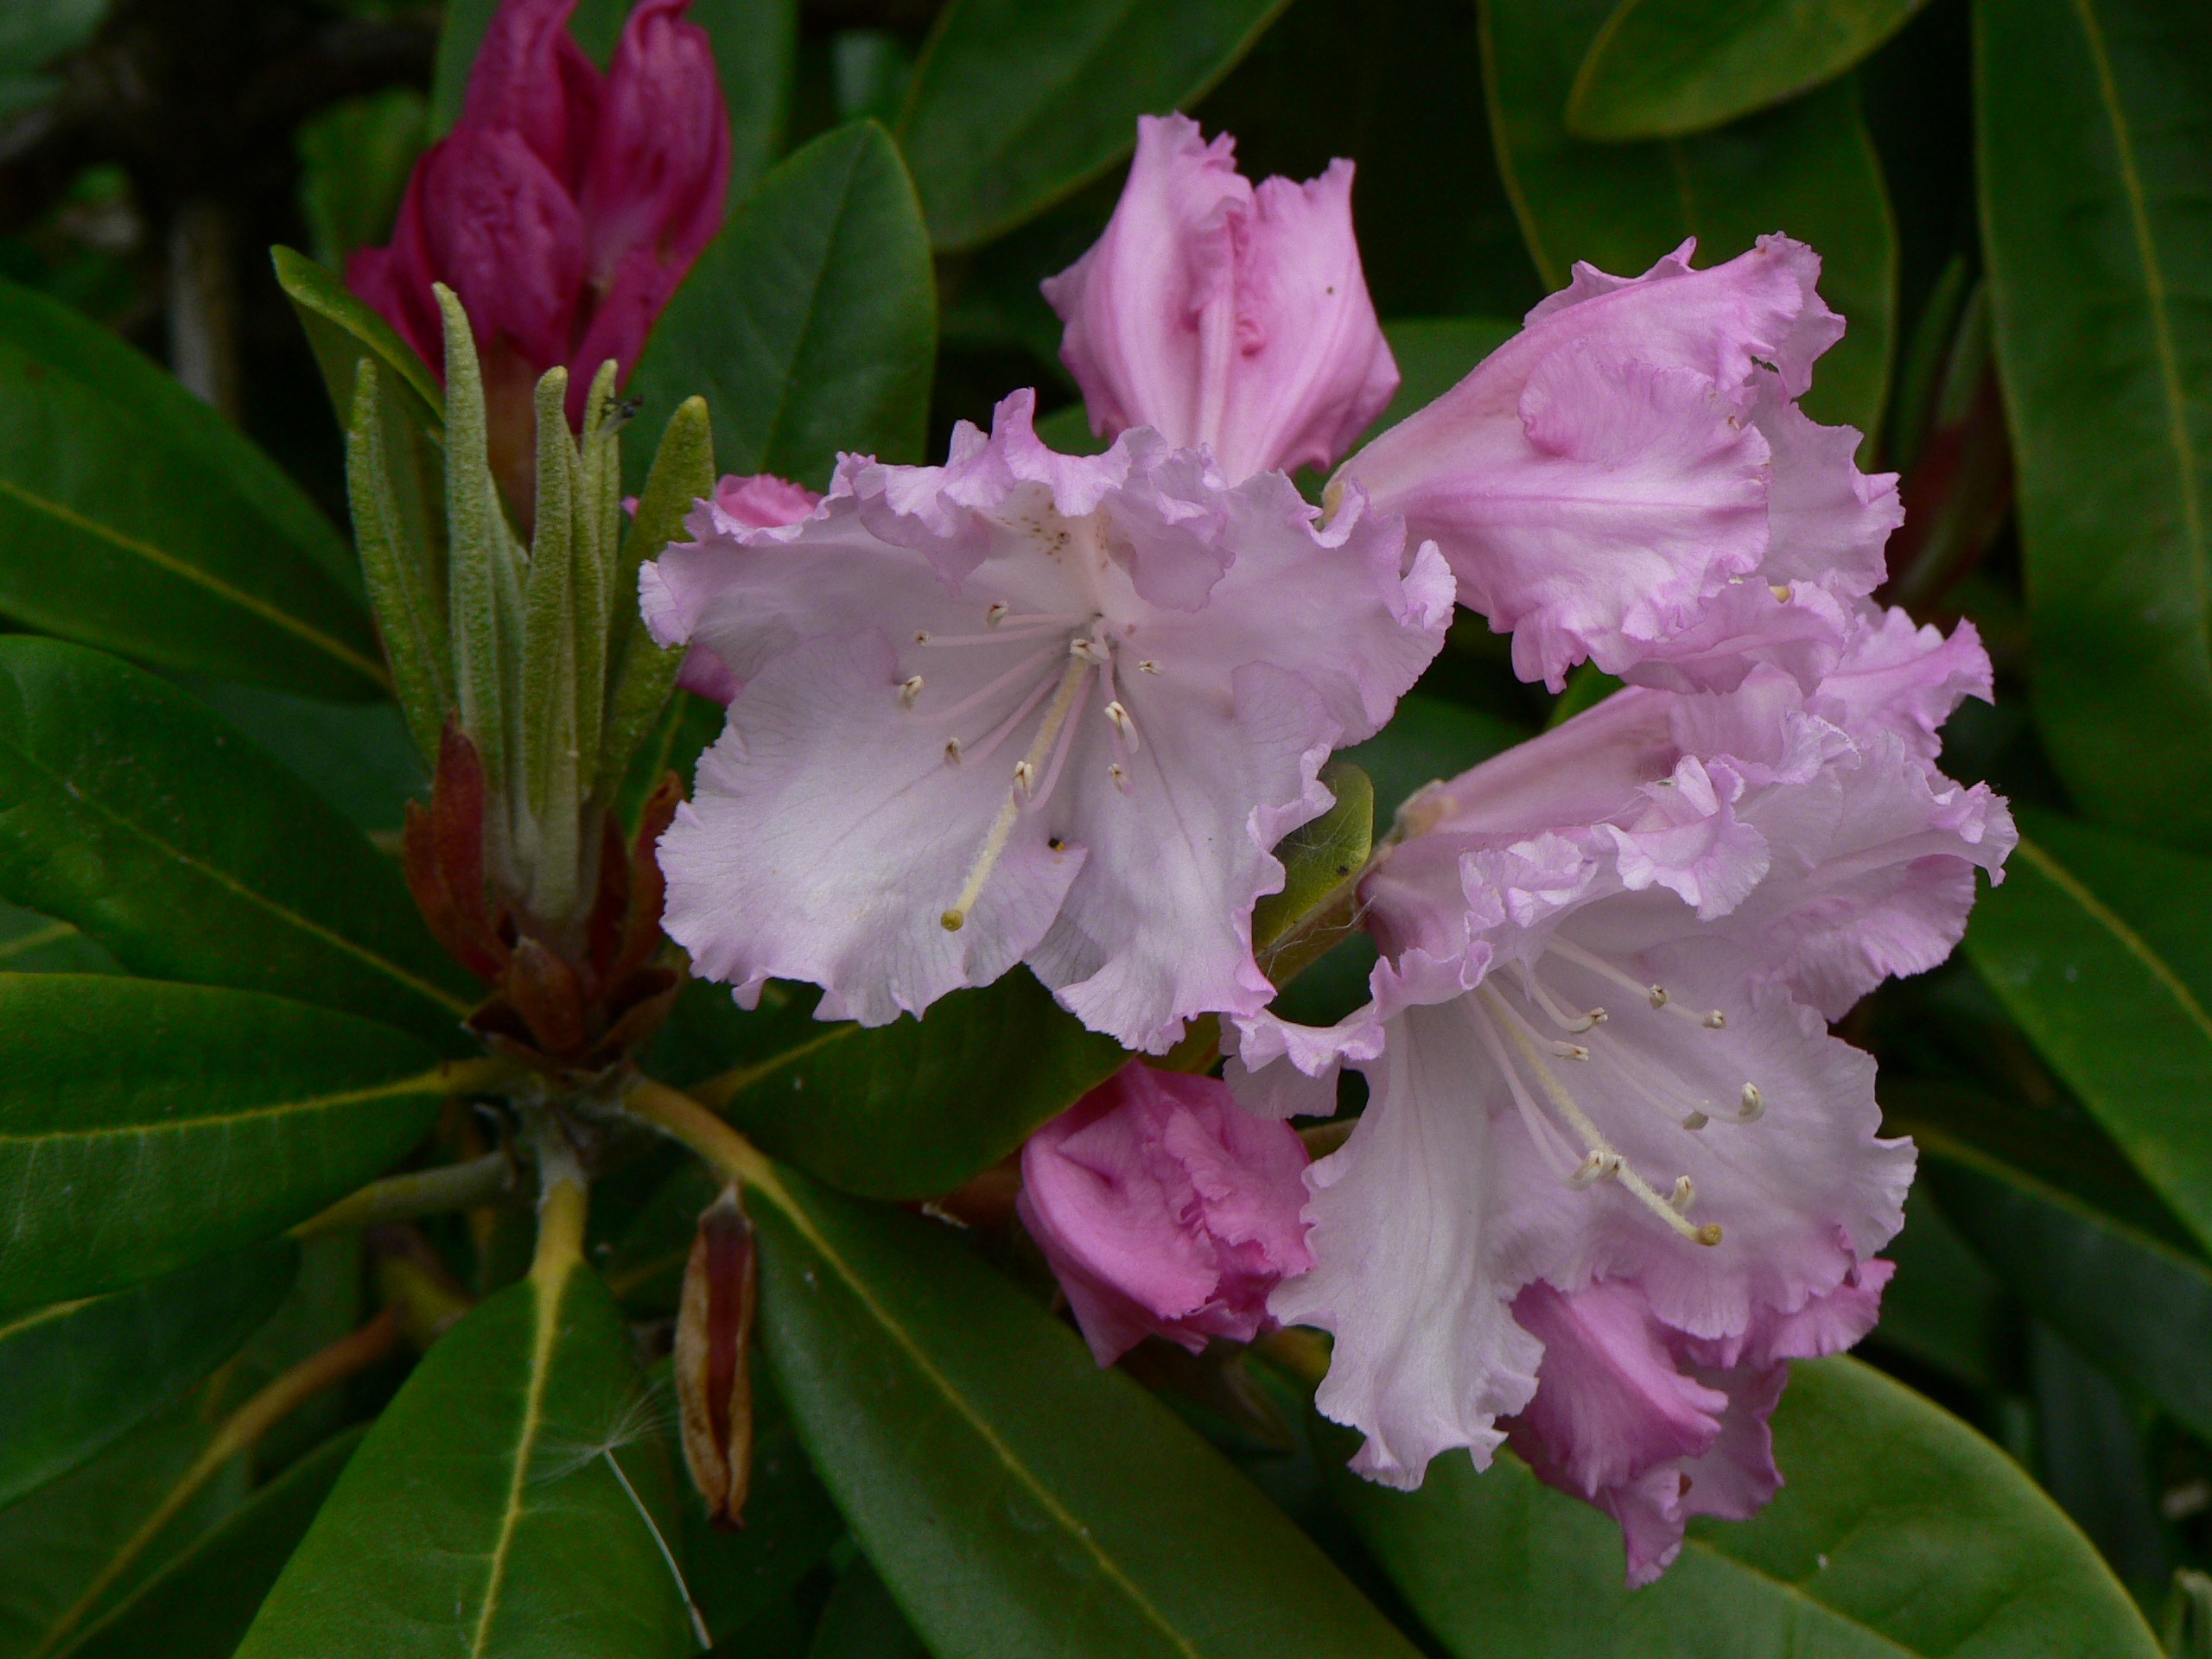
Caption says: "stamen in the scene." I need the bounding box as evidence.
[897,675,923,708]
[917,626,1070,648]
[919,646,1058,728]
[984,601,1009,626]
[1137,659,1161,675]
[1770,583,1792,603]
[1551,1040,1589,1061]
[942,654,1095,932]
[1012,759,1036,799]
[1521,965,1605,1034]
[1103,701,1140,751]
[1669,1176,1695,1212]
[1465,998,1584,1177]
[1107,762,1130,793]
[961,658,1069,766]
[1481,987,1722,1248]
[942,738,962,767]
[1544,940,1724,1029]
[1069,637,1109,667]
[1681,1110,1709,1131]
[1738,1084,1764,1122]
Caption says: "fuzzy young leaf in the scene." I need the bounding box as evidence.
[346,361,453,763]
[519,366,584,919]
[599,397,715,802]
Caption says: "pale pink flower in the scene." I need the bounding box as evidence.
[1018,1061,1313,1365]
[349,0,728,439]
[1331,238,1899,692]
[663,474,823,702]
[1236,607,2008,1571]
[1042,114,1397,485]
[645,391,1452,1052]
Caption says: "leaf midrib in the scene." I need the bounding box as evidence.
[469,1257,569,1656]
[0,1068,442,1147]
[0,732,471,1019]
[766,1177,1205,1659]
[2012,833,2212,1052]
[0,477,386,687]
[2063,0,2210,666]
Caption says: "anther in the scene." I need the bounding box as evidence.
[1070,638,1107,665]
[1703,1010,1726,1028]
[1551,1040,1589,1061]
[1669,1176,1695,1213]
[1137,659,1161,675]
[1012,759,1037,799]
[1104,701,1139,750]
[897,676,924,708]
[1770,583,1791,603]
[1738,1084,1764,1122]
[913,630,931,644]
[942,738,962,767]
[984,601,1009,626]
[1681,1110,1709,1131]
[1568,1151,1618,1189]
[1108,762,1130,793]
[1648,983,1669,1009]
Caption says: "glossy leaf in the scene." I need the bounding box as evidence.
[0,639,475,1046]
[1963,810,2212,1255]
[0,899,114,975]
[1567,0,1932,140]
[809,1561,928,1658]
[1481,0,1896,435]
[0,276,383,699]
[629,122,935,492]
[1977,0,2212,849]
[897,0,1289,250]
[174,678,426,836]
[1866,1185,2005,1390]
[60,1427,363,1659]
[0,1397,249,1659]
[1919,1131,2212,1444]
[0,976,447,1308]
[1332,1355,2159,1656]
[751,1167,1426,1659]
[235,1255,693,1657]
[655,970,1126,1201]
[0,1243,295,1511]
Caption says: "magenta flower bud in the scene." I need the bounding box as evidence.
[1043,115,1398,486]
[1017,1061,1315,1366]
[1333,237,1901,695]
[347,0,730,477]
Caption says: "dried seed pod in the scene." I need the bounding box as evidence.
[674,1182,756,1527]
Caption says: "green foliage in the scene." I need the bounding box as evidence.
[237,1252,693,1659]
[1567,0,1933,140]
[0,1244,294,1510]
[0,276,383,698]
[0,976,444,1306]
[629,121,937,491]
[753,1168,1428,1658]
[898,0,1289,251]
[1977,0,2212,851]
[1483,0,1896,435]
[1332,1356,2161,1656]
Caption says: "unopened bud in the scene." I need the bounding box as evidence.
[674,1183,756,1528]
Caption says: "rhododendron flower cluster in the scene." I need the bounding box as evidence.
[639,112,2013,1589]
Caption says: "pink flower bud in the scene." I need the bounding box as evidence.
[348,0,729,435]
[1017,1060,1315,1366]
[1043,115,1397,485]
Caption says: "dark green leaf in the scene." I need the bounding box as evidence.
[1976,0,2212,849]
[1567,0,1933,140]
[0,976,447,1308]
[270,247,444,435]
[0,0,107,78]
[1963,811,2212,1254]
[0,276,383,698]
[751,1168,1426,1659]
[0,1397,248,1659]
[1333,1355,2159,1656]
[1033,400,1106,455]
[629,122,935,492]
[297,91,427,270]
[235,1258,694,1658]
[658,970,1126,1201]
[807,1560,927,1658]
[60,1427,363,1659]
[1866,1186,2005,1390]
[0,899,115,975]
[1482,0,1896,435]
[429,0,493,132]
[1372,318,1518,440]
[697,0,798,201]
[1253,761,1371,988]
[1923,1133,2212,1445]
[0,1243,295,1511]
[172,677,425,836]
[897,0,1288,250]
[0,639,474,1046]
